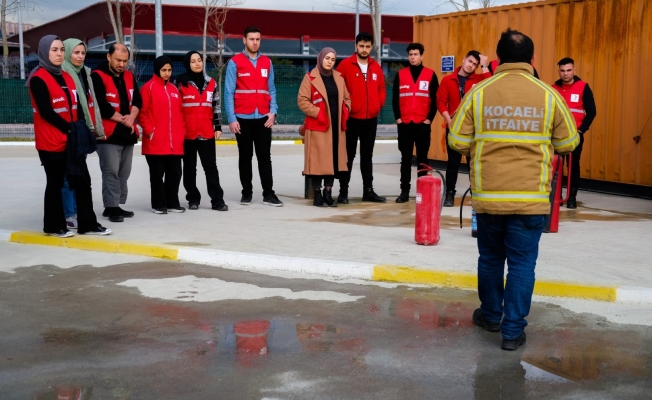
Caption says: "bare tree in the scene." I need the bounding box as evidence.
[209,0,244,102]
[198,0,220,64]
[329,0,386,65]
[434,0,495,12]
[106,0,124,44]
[1,0,18,77]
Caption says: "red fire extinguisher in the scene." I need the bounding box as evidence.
[544,154,572,233]
[415,164,445,245]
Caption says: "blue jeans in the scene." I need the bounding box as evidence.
[61,174,77,218]
[476,213,546,340]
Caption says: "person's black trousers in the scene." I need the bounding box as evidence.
[397,122,432,191]
[445,128,465,192]
[310,175,335,189]
[339,117,378,190]
[183,138,225,207]
[41,157,99,233]
[145,155,182,209]
[567,132,584,191]
[235,117,274,197]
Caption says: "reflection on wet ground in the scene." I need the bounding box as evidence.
[1,261,650,399]
[561,206,652,222]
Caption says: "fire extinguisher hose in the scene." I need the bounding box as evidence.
[460,187,471,228]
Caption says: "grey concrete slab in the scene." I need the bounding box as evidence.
[0,143,651,290]
[0,254,651,399]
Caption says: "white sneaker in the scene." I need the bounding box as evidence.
[48,230,75,238]
[80,226,112,236]
[66,215,78,230]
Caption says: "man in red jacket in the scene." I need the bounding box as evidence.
[336,32,387,203]
[436,50,491,206]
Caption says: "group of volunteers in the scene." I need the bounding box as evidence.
[28,22,594,351]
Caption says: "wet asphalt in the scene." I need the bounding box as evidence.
[1,259,651,400]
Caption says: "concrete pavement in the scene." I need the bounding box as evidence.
[1,142,651,302]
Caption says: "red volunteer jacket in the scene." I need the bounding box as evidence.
[436,66,491,116]
[92,69,139,139]
[179,78,216,140]
[139,75,186,155]
[303,74,349,132]
[30,69,79,152]
[232,53,272,115]
[552,79,587,128]
[336,54,386,119]
[398,67,435,124]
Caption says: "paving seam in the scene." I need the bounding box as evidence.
[2,229,649,304]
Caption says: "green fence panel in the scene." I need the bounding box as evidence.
[0,64,400,127]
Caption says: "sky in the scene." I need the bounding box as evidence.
[6,0,535,26]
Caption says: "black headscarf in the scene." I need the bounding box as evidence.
[153,55,173,82]
[26,35,63,87]
[177,50,206,88]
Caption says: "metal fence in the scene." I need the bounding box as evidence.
[0,62,399,138]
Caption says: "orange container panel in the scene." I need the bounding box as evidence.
[414,0,652,186]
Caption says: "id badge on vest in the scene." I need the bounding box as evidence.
[570,94,580,103]
[261,69,268,78]
[419,81,429,91]
[207,91,213,102]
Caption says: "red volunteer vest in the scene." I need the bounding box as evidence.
[30,69,79,152]
[92,69,138,138]
[179,78,216,139]
[304,75,329,132]
[398,67,434,124]
[553,80,587,128]
[232,53,271,115]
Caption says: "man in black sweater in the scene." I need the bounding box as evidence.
[392,43,439,203]
[91,44,142,222]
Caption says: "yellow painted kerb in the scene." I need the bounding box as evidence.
[9,231,179,260]
[372,265,618,302]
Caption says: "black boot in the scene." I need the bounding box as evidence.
[362,188,386,203]
[323,188,337,207]
[567,188,578,209]
[313,189,325,207]
[396,190,410,203]
[443,190,455,207]
[337,187,349,204]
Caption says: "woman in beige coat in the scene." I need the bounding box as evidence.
[298,48,351,207]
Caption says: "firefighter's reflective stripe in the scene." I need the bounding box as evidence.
[522,74,577,141]
[475,132,552,143]
[472,191,550,202]
[539,143,551,192]
[451,73,506,134]
[474,141,485,191]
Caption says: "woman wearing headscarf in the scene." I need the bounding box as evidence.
[60,38,107,230]
[27,35,111,237]
[139,56,187,214]
[298,48,351,207]
[175,50,227,211]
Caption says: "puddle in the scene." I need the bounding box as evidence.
[118,275,364,303]
[561,207,652,222]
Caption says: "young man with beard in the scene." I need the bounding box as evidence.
[336,32,387,203]
[392,43,439,203]
[436,50,491,207]
[224,26,283,207]
[91,44,141,222]
[552,57,597,209]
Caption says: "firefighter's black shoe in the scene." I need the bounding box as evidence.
[396,191,410,203]
[501,333,527,351]
[472,308,500,332]
[362,188,386,203]
[443,190,455,207]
